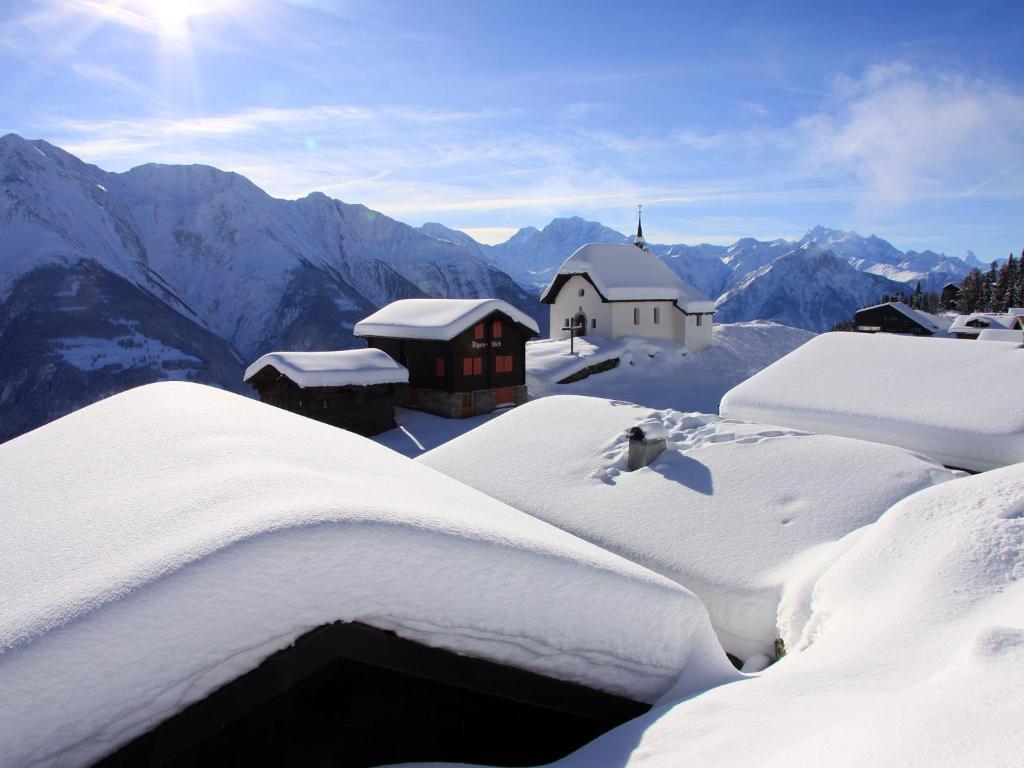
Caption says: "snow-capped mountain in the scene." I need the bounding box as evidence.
[0,134,542,442]
[485,217,627,289]
[714,244,906,331]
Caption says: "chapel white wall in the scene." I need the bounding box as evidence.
[549,276,612,339]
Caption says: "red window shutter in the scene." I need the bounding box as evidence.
[473,357,482,375]
[435,357,445,377]
[493,320,502,339]
[474,323,484,341]
[505,355,513,372]
[463,358,472,376]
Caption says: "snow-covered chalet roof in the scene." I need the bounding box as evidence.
[354,298,539,340]
[721,332,1024,472]
[948,312,1017,335]
[857,301,951,333]
[977,328,1024,344]
[243,348,408,388]
[0,382,728,767]
[540,243,716,313]
[419,395,956,661]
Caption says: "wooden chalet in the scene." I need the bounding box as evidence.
[243,348,408,436]
[354,299,540,418]
[854,302,951,337]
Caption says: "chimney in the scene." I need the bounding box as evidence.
[626,423,667,471]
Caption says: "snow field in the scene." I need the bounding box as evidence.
[419,395,958,661]
[551,462,1024,768]
[721,332,1024,471]
[0,383,735,768]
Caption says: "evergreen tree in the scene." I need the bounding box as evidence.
[957,268,983,314]
[925,291,939,313]
[910,280,924,309]
[981,261,998,312]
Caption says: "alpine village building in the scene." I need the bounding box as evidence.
[540,214,716,351]
[354,298,540,418]
[854,302,952,337]
[243,348,408,436]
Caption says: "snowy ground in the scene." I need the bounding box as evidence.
[545,463,1024,768]
[0,383,733,768]
[420,396,958,662]
[527,322,816,413]
[373,322,816,456]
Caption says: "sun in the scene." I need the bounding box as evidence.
[131,0,235,38]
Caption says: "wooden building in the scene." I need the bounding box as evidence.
[854,302,951,337]
[243,348,408,435]
[354,299,539,418]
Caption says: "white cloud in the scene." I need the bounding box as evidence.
[797,62,1024,205]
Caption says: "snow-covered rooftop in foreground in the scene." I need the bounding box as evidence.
[0,383,734,768]
[550,462,1024,768]
[540,243,716,313]
[721,332,1024,472]
[353,298,539,340]
[242,347,408,387]
[419,395,957,661]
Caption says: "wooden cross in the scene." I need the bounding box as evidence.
[561,319,585,355]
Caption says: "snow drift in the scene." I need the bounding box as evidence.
[551,461,1024,767]
[721,332,1024,471]
[0,383,734,768]
[419,395,957,661]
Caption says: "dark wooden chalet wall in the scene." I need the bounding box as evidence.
[93,622,648,768]
[361,310,536,417]
[854,305,934,336]
[365,310,531,395]
[247,367,397,436]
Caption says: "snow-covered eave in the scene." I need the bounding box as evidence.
[354,307,540,341]
[242,351,409,388]
[541,271,716,314]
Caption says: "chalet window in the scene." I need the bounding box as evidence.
[564,317,570,328]
[578,288,585,297]
[495,354,513,373]
[697,314,704,326]
[492,320,502,339]
[633,307,640,325]
[474,323,485,341]
[435,357,445,377]
[653,307,660,324]
[463,357,483,376]
[591,318,597,329]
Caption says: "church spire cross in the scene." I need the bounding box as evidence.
[633,204,646,249]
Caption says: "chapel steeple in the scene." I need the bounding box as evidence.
[633,204,646,249]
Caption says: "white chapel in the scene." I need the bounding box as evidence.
[540,212,715,351]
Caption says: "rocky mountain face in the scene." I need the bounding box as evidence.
[713,245,906,331]
[0,134,541,442]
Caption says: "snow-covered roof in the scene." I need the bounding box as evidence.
[977,328,1024,344]
[553,462,1024,767]
[354,298,539,340]
[857,301,951,333]
[540,243,716,313]
[0,383,731,767]
[720,332,1024,472]
[419,395,956,661]
[243,347,408,387]
[948,312,1015,335]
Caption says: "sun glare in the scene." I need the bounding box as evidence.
[131,0,235,38]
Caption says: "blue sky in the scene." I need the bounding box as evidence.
[1,0,1022,257]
